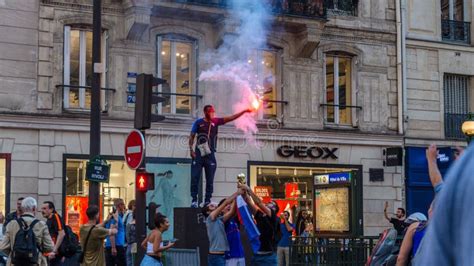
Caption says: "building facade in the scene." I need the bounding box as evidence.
[0,0,403,237]
[403,0,473,215]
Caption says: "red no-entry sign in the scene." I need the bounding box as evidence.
[124,129,145,170]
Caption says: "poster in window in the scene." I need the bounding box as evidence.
[146,162,191,240]
[315,187,349,232]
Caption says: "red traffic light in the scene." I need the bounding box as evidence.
[136,171,154,192]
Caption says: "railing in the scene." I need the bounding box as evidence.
[56,84,115,112]
[445,113,470,140]
[441,20,471,44]
[289,236,379,266]
[171,0,327,19]
[327,0,357,16]
[163,248,200,266]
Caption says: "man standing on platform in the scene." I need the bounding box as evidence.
[189,105,252,208]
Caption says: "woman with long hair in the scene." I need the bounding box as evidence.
[140,213,175,265]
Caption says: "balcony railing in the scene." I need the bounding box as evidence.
[327,0,357,16]
[289,236,380,265]
[445,113,470,140]
[56,84,115,113]
[171,0,327,19]
[442,20,471,44]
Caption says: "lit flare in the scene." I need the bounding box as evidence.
[250,94,262,111]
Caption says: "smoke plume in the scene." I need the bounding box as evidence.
[199,0,273,145]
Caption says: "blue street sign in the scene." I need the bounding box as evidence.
[314,172,351,185]
[127,72,137,78]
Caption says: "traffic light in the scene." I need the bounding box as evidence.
[136,171,154,192]
[134,74,167,130]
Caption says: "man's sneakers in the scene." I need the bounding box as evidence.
[191,201,199,208]
[190,201,211,208]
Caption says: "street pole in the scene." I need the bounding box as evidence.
[89,0,102,207]
[135,130,147,265]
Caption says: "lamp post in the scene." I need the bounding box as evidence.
[461,113,474,144]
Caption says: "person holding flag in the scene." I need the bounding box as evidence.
[239,184,280,266]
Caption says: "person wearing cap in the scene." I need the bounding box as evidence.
[189,105,252,208]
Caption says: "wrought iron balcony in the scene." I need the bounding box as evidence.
[442,20,471,44]
[445,113,470,139]
[327,0,357,16]
[171,0,327,19]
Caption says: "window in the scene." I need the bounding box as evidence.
[325,54,353,125]
[248,49,279,119]
[65,157,191,239]
[157,35,196,115]
[63,26,108,110]
[0,154,9,214]
[441,0,470,44]
[327,0,357,16]
[444,74,471,139]
[249,164,361,235]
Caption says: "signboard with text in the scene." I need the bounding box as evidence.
[254,186,272,203]
[314,172,351,185]
[85,156,110,183]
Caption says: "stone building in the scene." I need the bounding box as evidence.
[0,0,402,237]
[403,0,474,215]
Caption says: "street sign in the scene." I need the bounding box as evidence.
[125,129,145,169]
[86,155,110,183]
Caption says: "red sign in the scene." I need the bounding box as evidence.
[125,130,145,169]
[285,183,301,199]
[254,186,272,203]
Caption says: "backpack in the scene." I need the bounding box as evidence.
[11,218,40,265]
[59,225,80,258]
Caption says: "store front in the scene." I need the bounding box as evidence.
[248,161,363,237]
[63,154,191,239]
[0,154,10,214]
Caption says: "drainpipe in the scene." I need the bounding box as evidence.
[401,0,408,133]
[396,0,404,135]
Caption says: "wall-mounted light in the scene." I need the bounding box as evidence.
[462,113,474,144]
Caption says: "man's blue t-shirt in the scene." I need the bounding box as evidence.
[225,218,244,259]
[278,222,294,247]
[105,213,125,247]
[191,118,225,152]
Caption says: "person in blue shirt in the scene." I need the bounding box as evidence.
[188,105,252,207]
[220,199,245,266]
[277,211,294,266]
[105,198,126,266]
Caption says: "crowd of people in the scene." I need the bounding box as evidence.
[0,197,140,266]
[0,142,469,266]
[372,143,470,266]
[202,183,315,266]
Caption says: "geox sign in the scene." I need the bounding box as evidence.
[277,146,338,159]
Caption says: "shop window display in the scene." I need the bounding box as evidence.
[249,165,358,235]
[0,157,6,214]
[65,158,191,238]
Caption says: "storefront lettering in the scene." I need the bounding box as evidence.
[277,145,338,159]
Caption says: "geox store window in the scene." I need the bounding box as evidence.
[249,162,362,236]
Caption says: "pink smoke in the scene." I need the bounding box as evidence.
[199,62,262,146]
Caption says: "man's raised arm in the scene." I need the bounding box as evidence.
[426,144,443,188]
[223,109,252,124]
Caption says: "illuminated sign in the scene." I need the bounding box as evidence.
[314,172,351,184]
